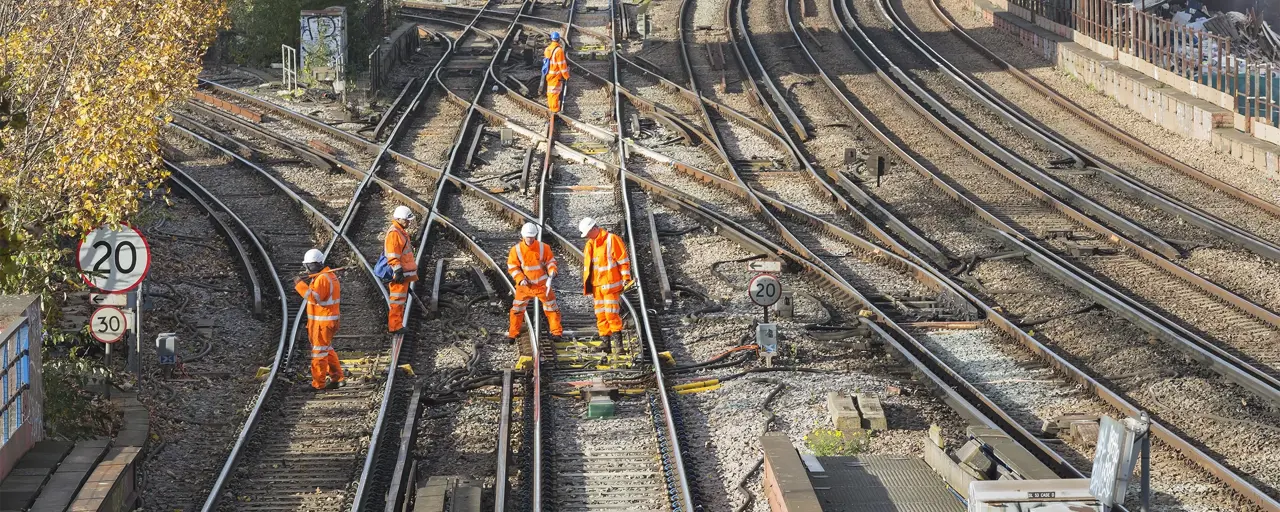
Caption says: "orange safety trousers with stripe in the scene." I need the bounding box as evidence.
[296,268,344,389]
[545,42,569,113]
[583,230,630,337]
[385,221,418,332]
[546,77,564,113]
[508,240,562,337]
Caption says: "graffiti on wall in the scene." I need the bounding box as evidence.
[300,7,347,85]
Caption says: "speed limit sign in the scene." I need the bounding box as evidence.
[77,224,151,293]
[89,306,129,344]
[748,274,782,307]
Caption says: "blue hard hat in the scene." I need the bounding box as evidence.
[550,31,561,40]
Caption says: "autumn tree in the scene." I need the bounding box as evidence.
[0,0,226,302]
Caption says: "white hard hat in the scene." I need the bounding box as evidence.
[393,205,415,221]
[578,217,596,237]
[303,249,325,265]
[521,222,539,238]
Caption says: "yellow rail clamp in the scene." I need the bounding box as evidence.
[658,351,675,366]
[676,383,721,395]
[672,379,720,391]
[516,355,533,371]
[398,364,415,376]
[255,367,271,380]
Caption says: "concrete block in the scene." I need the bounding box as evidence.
[826,392,861,433]
[451,485,481,512]
[854,393,887,431]
[1071,420,1100,447]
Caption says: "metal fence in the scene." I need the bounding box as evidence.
[1010,0,1280,127]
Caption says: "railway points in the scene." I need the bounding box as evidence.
[13,0,1280,511]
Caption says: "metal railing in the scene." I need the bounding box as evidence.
[1011,0,1280,127]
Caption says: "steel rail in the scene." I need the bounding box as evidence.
[175,122,393,510]
[725,0,952,268]
[833,0,1280,332]
[167,171,264,316]
[164,163,291,499]
[407,3,542,510]
[606,0,696,508]
[879,0,1280,264]
[353,9,501,510]
[421,27,1082,491]
[925,0,1280,222]
[830,0,1280,402]
[185,26,465,507]
[755,0,1280,506]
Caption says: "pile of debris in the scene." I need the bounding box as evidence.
[1136,0,1280,62]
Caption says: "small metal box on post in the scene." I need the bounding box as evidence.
[156,332,178,378]
[865,151,887,187]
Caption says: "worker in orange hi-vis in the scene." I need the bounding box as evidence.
[506,222,564,343]
[294,249,345,390]
[579,217,632,353]
[385,205,419,333]
[542,31,570,114]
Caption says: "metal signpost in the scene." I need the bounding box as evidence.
[89,306,128,398]
[748,272,782,366]
[78,224,151,380]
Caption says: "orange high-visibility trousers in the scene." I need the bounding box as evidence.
[508,284,563,338]
[388,280,409,332]
[308,322,343,389]
[546,77,564,113]
[592,285,623,336]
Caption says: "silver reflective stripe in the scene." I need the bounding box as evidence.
[600,281,623,291]
[543,300,559,311]
[314,298,340,306]
[390,300,407,305]
[618,257,630,265]
[312,345,332,351]
[527,275,548,284]
[404,270,417,276]
[390,292,408,297]
[386,252,401,258]
[595,299,619,305]
[310,314,340,321]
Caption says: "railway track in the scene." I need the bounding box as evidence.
[717,0,1280,506]
[159,0,1280,509]
[165,122,397,511]
[860,0,1280,387]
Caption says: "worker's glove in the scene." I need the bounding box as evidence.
[545,274,554,290]
[293,276,305,285]
[518,278,530,287]
[393,268,404,283]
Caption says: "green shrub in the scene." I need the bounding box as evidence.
[804,428,871,456]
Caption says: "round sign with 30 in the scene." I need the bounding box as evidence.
[89,306,129,344]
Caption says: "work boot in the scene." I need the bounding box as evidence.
[549,334,563,343]
[506,336,518,345]
[597,334,612,353]
[324,380,340,390]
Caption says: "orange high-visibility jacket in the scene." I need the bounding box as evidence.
[583,230,630,291]
[508,240,559,285]
[545,41,569,82]
[385,222,419,282]
[296,268,341,325]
